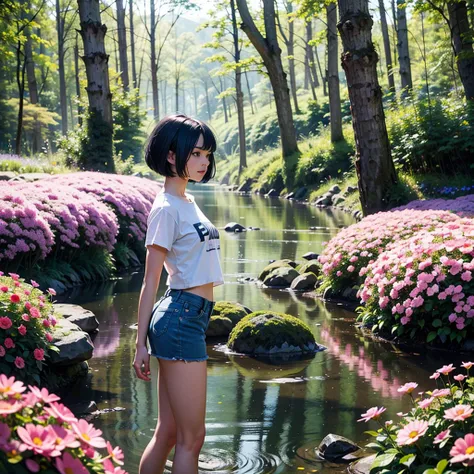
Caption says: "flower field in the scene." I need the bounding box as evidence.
[0,172,161,288]
[318,195,474,346]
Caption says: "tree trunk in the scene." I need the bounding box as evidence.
[56,0,68,134]
[116,0,129,90]
[285,2,300,114]
[305,24,316,100]
[15,41,27,156]
[315,43,327,96]
[337,0,397,215]
[129,0,137,88]
[204,79,211,119]
[230,0,247,173]
[326,3,343,142]
[390,0,397,67]
[396,0,412,95]
[237,0,299,186]
[306,21,320,93]
[25,34,41,153]
[74,34,83,125]
[77,0,114,172]
[150,0,159,117]
[175,76,179,112]
[193,82,197,115]
[379,0,395,93]
[245,71,255,114]
[448,1,474,101]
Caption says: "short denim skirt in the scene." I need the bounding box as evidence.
[148,288,215,362]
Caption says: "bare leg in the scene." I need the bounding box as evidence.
[159,359,207,474]
[139,363,177,474]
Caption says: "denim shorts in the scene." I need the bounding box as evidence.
[148,288,215,362]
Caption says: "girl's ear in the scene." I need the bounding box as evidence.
[167,151,176,164]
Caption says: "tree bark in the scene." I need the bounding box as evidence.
[25,34,41,153]
[326,3,342,142]
[204,79,211,119]
[220,76,228,123]
[77,0,114,172]
[306,20,320,97]
[150,0,159,117]
[237,0,299,185]
[15,41,27,156]
[396,0,412,95]
[231,0,247,173]
[244,71,255,114]
[56,0,68,134]
[448,1,474,101]
[116,0,129,90]
[74,33,82,125]
[315,42,327,96]
[337,0,397,215]
[379,0,395,93]
[129,0,137,88]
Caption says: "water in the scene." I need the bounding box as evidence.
[57,186,461,473]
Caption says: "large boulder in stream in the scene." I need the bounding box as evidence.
[53,303,99,333]
[207,301,252,337]
[295,259,320,276]
[263,267,299,288]
[258,259,298,281]
[316,434,361,462]
[290,272,318,291]
[227,311,320,356]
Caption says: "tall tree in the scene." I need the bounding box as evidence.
[129,0,137,88]
[276,0,300,114]
[379,0,395,93]
[25,30,41,152]
[116,0,129,90]
[237,0,299,185]
[305,20,319,101]
[337,0,397,214]
[326,2,342,142]
[396,0,413,95]
[77,0,114,172]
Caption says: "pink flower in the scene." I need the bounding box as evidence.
[30,280,40,288]
[28,386,60,404]
[44,402,77,424]
[18,324,26,336]
[454,374,467,382]
[8,273,19,281]
[71,419,106,448]
[418,397,434,409]
[0,286,8,293]
[398,382,418,394]
[14,356,25,369]
[29,307,40,318]
[106,441,124,465]
[0,346,4,357]
[0,317,12,330]
[43,319,51,328]
[4,338,14,349]
[56,452,89,474]
[0,374,26,396]
[357,406,386,422]
[462,362,474,370]
[47,288,57,296]
[49,425,81,450]
[17,423,57,456]
[46,332,53,343]
[10,294,20,304]
[434,428,451,445]
[25,459,40,472]
[23,290,30,296]
[34,348,45,361]
[450,433,474,466]
[437,364,455,375]
[396,420,429,446]
[432,388,451,398]
[0,422,11,446]
[21,314,30,322]
[444,404,473,421]
[430,372,440,380]
[0,399,23,415]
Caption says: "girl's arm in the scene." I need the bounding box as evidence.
[133,245,167,381]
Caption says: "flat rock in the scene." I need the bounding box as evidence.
[50,318,94,366]
[17,173,52,182]
[54,303,99,333]
[302,252,319,261]
[224,222,246,232]
[0,172,16,181]
[265,189,279,197]
[348,455,376,474]
[291,272,318,291]
[317,434,360,462]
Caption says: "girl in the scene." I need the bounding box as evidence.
[133,114,224,474]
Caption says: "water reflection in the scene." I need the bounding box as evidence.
[57,187,463,473]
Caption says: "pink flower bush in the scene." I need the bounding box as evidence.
[358,406,386,422]
[0,376,128,473]
[358,218,474,345]
[0,275,56,385]
[360,364,474,472]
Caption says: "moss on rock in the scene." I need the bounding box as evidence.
[212,301,251,325]
[263,267,299,287]
[258,259,298,281]
[291,272,318,290]
[207,315,233,338]
[228,310,318,355]
[295,259,320,276]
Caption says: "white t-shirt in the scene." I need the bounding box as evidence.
[145,191,224,289]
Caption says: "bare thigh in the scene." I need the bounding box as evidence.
[158,360,207,440]
[157,365,177,438]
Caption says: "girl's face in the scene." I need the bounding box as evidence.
[185,134,211,182]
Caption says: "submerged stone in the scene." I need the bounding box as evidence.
[317,434,361,462]
[263,267,299,288]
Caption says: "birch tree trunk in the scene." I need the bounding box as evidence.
[74,34,82,125]
[77,0,114,172]
[150,0,159,116]
[56,0,68,134]
[448,1,474,101]
[379,0,395,93]
[396,0,412,95]
[25,34,41,152]
[337,0,397,215]
[326,3,342,142]
[237,0,299,186]
[129,0,137,88]
[116,0,129,90]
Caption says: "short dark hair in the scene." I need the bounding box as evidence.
[145,114,217,183]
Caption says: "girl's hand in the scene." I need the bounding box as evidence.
[133,345,151,381]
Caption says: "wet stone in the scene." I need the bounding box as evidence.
[317,434,361,462]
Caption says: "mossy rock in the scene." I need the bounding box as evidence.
[290,272,318,291]
[295,259,320,276]
[206,316,233,338]
[212,301,251,325]
[263,267,299,288]
[258,259,298,281]
[227,310,319,356]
